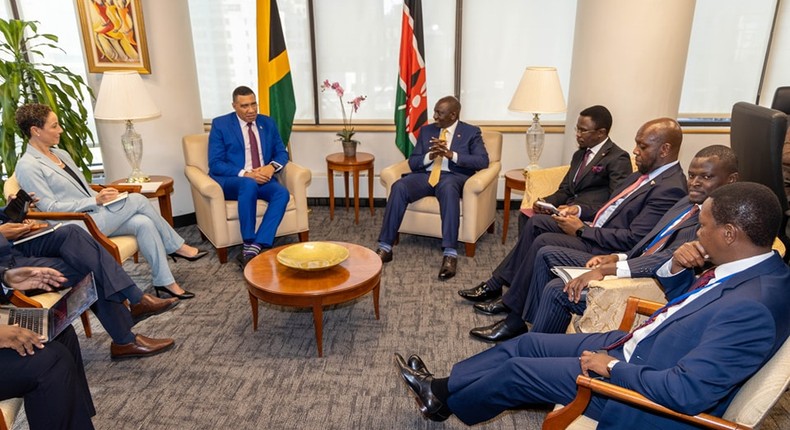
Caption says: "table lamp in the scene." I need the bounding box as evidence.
[94,70,161,182]
[508,66,566,171]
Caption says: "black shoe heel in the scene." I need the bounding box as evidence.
[168,250,209,262]
[153,286,195,300]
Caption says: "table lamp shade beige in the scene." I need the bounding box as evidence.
[508,66,566,170]
[94,71,161,182]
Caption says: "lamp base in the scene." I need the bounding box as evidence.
[121,120,149,183]
[525,113,545,171]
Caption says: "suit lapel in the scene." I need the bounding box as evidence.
[29,147,90,197]
[576,140,612,185]
[605,165,678,223]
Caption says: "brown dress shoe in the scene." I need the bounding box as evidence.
[130,294,179,323]
[111,334,175,359]
[438,256,457,281]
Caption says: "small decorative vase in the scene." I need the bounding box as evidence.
[341,139,359,158]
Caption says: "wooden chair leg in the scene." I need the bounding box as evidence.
[298,231,309,242]
[487,221,495,234]
[464,242,476,257]
[133,252,139,263]
[80,312,92,338]
[217,247,228,264]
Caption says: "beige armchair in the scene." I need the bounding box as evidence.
[545,296,790,430]
[379,130,502,257]
[182,133,311,263]
[0,398,21,430]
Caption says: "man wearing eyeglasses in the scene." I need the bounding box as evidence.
[459,105,631,306]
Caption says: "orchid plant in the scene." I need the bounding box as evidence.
[320,79,366,142]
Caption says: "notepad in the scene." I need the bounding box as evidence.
[101,191,129,206]
[117,181,162,193]
[550,266,617,284]
[11,223,63,246]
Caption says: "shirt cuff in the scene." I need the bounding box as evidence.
[238,169,247,177]
[656,259,679,277]
[616,253,628,262]
[451,152,458,164]
[423,154,432,166]
[615,260,632,278]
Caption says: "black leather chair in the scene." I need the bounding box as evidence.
[771,86,790,114]
[730,102,789,260]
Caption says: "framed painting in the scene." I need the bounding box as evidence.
[76,0,151,74]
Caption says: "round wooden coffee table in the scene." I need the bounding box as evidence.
[244,242,382,357]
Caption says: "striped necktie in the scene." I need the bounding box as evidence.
[428,128,448,187]
[247,122,261,169]
[592,174,649,226]
[640,205,700,256]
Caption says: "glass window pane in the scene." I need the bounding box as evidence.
[460,0,576,123]
[314,0,454,123]
[188,0,313,122]
[680,0,776,115]
[760,1,790,106]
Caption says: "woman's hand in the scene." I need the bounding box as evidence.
[95,187,120,205]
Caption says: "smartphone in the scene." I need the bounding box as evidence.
[4,188,33,223]
[535,200,561,215]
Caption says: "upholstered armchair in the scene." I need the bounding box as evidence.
[378,130,502,257]
[519,165,571,211]
[544,296,790,430]
[182,133,311,263]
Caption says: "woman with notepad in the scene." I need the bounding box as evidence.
[13,104,206,300]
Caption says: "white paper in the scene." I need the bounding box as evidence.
[116,181,162,193]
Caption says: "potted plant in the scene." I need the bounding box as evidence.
[0,18,95,204]
[320,79,366,157]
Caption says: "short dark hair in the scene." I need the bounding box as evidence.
[437,95,461,114]
[579,105,613,133]
[15,103,53,139]
[232,86,255,102]
[694,145,738,174]
[709,182,781,248]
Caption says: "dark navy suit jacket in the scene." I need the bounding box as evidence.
[406,121,489,177]
[544,139,633,218]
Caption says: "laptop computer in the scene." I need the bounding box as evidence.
[0,272,98,342]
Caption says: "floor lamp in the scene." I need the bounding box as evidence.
[94,71,160,183]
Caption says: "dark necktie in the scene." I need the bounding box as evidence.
[604,267,717,351]
[247,122,261,169]
[573,149,593,184]
[640,205,700,256]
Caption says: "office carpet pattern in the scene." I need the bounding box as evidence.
[12,206,790,429]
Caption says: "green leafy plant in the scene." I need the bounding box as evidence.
[0,18,94,204]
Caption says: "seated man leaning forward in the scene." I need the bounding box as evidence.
[209,85,291,268]
[395,182,790,428]
[0,266,95,429]
[525,145,738,334]
[375,96,489,281]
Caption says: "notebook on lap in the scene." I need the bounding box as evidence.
[0,272,97,342]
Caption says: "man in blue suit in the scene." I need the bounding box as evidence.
[209,86,291,267]
[395,182,790,428]
[516,145,740,334]
[375,96,489,280]
[463,118,687,342]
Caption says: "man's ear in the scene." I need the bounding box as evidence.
[727,172,739,184]
[723,223,737,245]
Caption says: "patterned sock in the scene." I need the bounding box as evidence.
[377,242,392,253]
[243,243,262,257]
[443,248,458,258]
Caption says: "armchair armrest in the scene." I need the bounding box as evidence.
[278,162,312,196]
[464,161,501,194]
[184,166,225,200]
[570,278,665,334]
[542,375,743,430]
[380,160,411,194]
[520,165,571,209]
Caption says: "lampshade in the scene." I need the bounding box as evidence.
[508,67,566,114]
[94,71,160,121]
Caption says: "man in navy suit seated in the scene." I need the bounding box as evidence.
[395,182,790,428]
[375,96,489,281]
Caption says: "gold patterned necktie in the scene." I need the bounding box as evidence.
[428,128,448,187]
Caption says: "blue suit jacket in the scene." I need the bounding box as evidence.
[577,163,688,252]
[543,139,633,216]
[208,112,290,180]
[406,121,489,177]
[599,253,790,429]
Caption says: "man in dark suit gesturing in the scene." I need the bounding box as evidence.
[395,182,790,428]
[521,105,632,229]
[375,96,489,280]
[463,118,687,342]
[209,86,291,267]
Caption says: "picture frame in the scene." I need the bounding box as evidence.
[75,0,151,74]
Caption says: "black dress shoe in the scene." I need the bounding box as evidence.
[469,318,528,343]
[438,256,457,281]
[407,354,430,374]
[236,253,254,269]
[376,248,393,263]
[473,298,509,315]
[394,353,451,421]
[458,282,502,302]
[168,249,209,262]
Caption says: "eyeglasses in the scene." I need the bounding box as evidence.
[574,127,600,135]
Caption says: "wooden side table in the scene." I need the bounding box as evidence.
[111,175,175,226]
[326,152,375,224]
[502,169,526,243]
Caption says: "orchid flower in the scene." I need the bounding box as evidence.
[320,79,366,142]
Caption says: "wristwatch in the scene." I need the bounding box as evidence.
[606,359,620,374]
[575,225,586,237]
